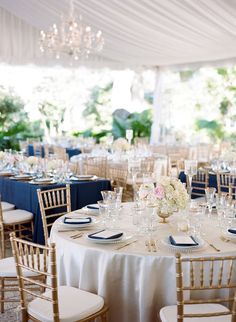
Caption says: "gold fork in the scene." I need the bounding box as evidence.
[145,240,151,252]
[150,239,157,252]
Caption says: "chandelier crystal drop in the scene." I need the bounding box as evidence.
[39,1,104,60]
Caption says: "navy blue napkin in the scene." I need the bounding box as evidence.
[64,217,92,224]
[88,229,123,240]
[228,228,236,235]
[169,235,198,246]
[87,205,99,210]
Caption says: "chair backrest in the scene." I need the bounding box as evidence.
[37,184,71,244]
[190,169,209,198]
[175,253,236,322]
[84,156,107,178]
[53,146,68,162]
[33,143,43,157]
[10,232,60,322]
[217,173,236,198]
[107,164,128,189]
[0,198,5,257]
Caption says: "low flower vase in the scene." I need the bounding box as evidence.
[157,210,172,223]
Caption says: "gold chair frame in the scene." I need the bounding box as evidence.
[175,253,236,321]
[10,233,108,322]
[188,169,209,198]
[37,184,71,244]
[217,173,236,198]
[0,197,34,258]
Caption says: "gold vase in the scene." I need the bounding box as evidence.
[157,211,171,223]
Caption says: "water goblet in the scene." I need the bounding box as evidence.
[205,187,216,217]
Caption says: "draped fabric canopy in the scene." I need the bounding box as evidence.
[0,0,236,68]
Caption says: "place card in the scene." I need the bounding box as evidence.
[169,235,198,246]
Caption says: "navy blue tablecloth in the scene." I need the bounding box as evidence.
[0,176,111,244]
[27,145,81,159]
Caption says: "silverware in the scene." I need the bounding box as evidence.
[70,232,83,239]
[58,229,79,233]
[150,239,157,252]
[145,240,151,252]
[116,239,137,250]
[206,240,221,252]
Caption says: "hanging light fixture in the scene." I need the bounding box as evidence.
[39,0,104,60]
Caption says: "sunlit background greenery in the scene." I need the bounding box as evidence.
[0,64,236,150]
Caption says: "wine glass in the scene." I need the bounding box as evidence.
[184,160,198,198]
[126,129,133,145]
[205,187,216,217]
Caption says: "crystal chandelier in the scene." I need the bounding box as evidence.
[39,1,104,60]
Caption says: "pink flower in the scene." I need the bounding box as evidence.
[154,185,164,199]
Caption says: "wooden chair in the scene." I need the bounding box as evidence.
[10,233,108,322]
[160,253,236,322]
[53,146,69,162]
[168,153,183,177]
[217,173,236,199]
[189,169,209,198]
[33,143,43,157]
[107,165,132,201]
[0,197,34,258]
[37,185,71,244]
[0,227,43,313]
[84,157,107,178]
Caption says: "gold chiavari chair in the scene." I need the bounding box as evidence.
[188,169,209,198]
[168,153,183,177]
[84,157,107,178]
[0,227,44,313]
[140,157,155,173]
[107,164,132,201]
[53,146,69,162]
[217,173,236,199]
[0,197,34,258]
[37,185,71,245]
[10,233,109,322]
[160,253,236,322]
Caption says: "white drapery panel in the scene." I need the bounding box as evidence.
[0,0,236,67]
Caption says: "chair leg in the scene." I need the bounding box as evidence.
[101,313,107,322]
[0,277,4,313]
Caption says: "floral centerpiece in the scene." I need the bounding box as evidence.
[112,138,130,152]
[27,156,38,167]
[139,177,188,223]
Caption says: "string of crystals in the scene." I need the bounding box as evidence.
[39,1,104,60]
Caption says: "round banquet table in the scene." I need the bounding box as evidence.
[50,202,236,322]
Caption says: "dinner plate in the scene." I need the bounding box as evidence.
[86,231,133,244]
[0,171,13,176]
[34,178,53,183]
[162,236,205,252]
[13,174,33,180]
[225,228,236,239]
[29,180,57,185]
[58,217,98,228]
[83,204,99,212]
[71,175,95,181]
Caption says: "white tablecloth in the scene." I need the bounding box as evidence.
[50,203,236,322]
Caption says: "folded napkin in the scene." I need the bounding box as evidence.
[87,205,99,210]
[88,229,123,240]
[228,228,236,235]
[64,217,92,225]
[169,235,198,246]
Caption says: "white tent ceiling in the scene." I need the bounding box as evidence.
[0,0,236,68]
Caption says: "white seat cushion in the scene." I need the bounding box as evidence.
[3,209,33,224]
[0,256,44,277]
[28,285,104,322]
[2,201,15,212]
[160,304,231,322]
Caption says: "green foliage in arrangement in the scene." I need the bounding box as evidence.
[0,89,43,150]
